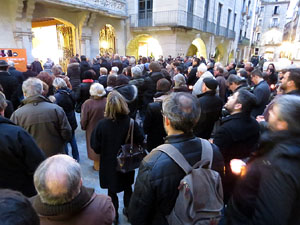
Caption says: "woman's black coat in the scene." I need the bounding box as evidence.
[91,115,144,193]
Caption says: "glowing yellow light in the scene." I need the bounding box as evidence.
[101,41,109,49]
[230,159,246,176]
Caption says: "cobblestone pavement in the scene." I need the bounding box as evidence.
[71,113,131,225]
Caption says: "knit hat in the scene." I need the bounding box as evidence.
[203,78,218,90]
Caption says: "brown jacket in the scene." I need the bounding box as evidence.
[31,186,115,225]
[10,95,72,157]
[80,97,106,160]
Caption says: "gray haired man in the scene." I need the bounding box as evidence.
[129,92,224,225]
[31,154,115,225]
[10,78,72,157]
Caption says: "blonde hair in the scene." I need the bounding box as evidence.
[105,91,129,120]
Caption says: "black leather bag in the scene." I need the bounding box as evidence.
[116,118,147,173]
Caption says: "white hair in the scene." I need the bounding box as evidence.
[22,78,43,97]
[89,83,106,97]
[131,66,142,78]
[7,61,14,67]
[111,66,119,74]
[53,78,67,89]
[197,63,207,73]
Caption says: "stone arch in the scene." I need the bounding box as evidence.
[126,34,163,59]
[99,24,116,55]
[187,38,207,59]
[31,17,76,70]
[214,44,225,63]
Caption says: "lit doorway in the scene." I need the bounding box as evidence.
[32,18,75,71]
[99,24,116,56]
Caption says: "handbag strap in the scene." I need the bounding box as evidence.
[125,118,134,144]
[153,144,192,175]
[130,118,134,146]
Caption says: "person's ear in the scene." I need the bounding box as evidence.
[234,103,242,111]
[277,120,288,131]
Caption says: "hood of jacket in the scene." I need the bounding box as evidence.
[114,84,138,103]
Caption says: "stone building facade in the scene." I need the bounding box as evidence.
[252,0,290,61]
[0,0,127,67]
[127,0,256,64]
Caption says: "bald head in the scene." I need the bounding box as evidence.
[34,155,82,205]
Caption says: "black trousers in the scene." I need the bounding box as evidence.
[108,186,132,216]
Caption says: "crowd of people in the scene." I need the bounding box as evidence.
[0,52,300,225]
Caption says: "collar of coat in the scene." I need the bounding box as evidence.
[21,94,52,106]
[221,112,252,124]
[197,90,216,98]
[31,186,95,218]
[165,132,195,144]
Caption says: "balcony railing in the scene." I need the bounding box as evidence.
[239,37,250,46]
[41,0,127,16]
[130,11,236,39]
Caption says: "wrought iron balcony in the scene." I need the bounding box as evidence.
[130,10,236,39]
[39,0,127,17]
[238,37,250,46]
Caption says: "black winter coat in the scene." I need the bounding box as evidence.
[194,91,223,139]
[187,66,198,85]
[251,80,270,117]
[75,80,94,112]
[226,131,300,225]
[128,133,224,225]
[80,61,91,81]
[23,69,37,80]
[67,63,81,92]
[0,116,45,197]
[90,115,144,193]
[0,71,19,101]
[114,84,138,119]
[54,88,77,131]
[213,112,260,203]
[31,61,43,74]
[143,95,167,151]
[142,72,164,108]
[92,63,101,79]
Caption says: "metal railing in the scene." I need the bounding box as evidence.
[130,11,236,39]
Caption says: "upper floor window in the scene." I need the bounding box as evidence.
[274,6,280,15]
[270,17,279,27]
[187,0,194,14]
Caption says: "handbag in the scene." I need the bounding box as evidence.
[116,118,147,173]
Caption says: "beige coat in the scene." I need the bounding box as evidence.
[80,97,106,160]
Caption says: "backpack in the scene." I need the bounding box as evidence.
[154,139,223,225]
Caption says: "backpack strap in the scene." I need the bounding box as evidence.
[199,138,213,169]
[153,144,192,175]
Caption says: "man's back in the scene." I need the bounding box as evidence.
[32,187,115,225]
[194,91,223,139]
[10,95,72,157]
[129,133,224,225]
[0,71,19,100]
[0,116,45,197]
[251,80,270,117]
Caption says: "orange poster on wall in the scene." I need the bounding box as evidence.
[0,49,27,72]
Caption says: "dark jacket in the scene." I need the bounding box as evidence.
[114,84,138,118]
[8,67,24,85]
[194,91,223,139]
[226,131,300,225]
[112,59,123,73]
[142,71,164,107]
[23,69,38,80]
[75,79,94,112]
[10,95,72,157]
[100,60,112,73]
[32,186,115,225]
[0,116,45,197]
[215,74,227,103]
[31,61,43,74]
[54,88,77,131]
[228,68,237,75]
[251,80,270,117]
[0,71,19,101]
[92,63,101,79]
[128,133,224,225]
[213,112,260,203]
[129,76,145,110]
[80,61,91,81]
[67,62,81,92]
[143,94,168,151]
[98,75,108,88]
[187,66,198,85]
[91,115,144,193]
